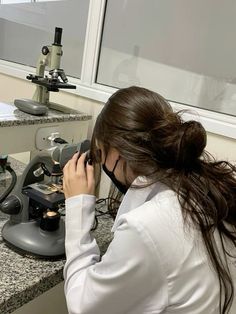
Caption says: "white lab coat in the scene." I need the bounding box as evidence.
[64,177,236,314]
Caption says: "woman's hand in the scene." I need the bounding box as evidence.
[63,152,95,199]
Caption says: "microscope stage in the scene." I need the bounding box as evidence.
[22,184,65,210]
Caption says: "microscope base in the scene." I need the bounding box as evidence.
[2,219,65,258]
[14,98,48,116]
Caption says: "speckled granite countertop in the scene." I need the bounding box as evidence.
[0,214,113,314]
[0,102,92,127]
[0,158,113,314]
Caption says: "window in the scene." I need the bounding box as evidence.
[0,0,89,78]
[1,1,31,4]
[97,0,236,117]
[1,1,64,4]
[0,0,236,130]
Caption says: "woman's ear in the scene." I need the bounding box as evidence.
[104,147,120,166]
[110,147,120,161]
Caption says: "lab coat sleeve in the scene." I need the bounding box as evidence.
[64,195,168,314]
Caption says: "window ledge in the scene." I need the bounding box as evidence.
[0,59,235,140]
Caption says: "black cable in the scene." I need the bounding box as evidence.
[91,197,121,231]
[53,138,68,144]
[91,215,98,231]
[0,164,17,203]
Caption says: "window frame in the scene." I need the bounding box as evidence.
[0,0,235,139]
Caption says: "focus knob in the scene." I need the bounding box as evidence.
[0,195,22,215]
[42,45,50,55]
[40,211,60,231]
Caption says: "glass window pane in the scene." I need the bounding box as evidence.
[97,0,236,117]
[0,0,89,78]
[1,1,63,3]
[1,1,31,3]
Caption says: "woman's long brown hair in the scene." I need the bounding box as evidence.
[91,86,236,313]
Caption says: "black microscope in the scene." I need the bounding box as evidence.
[0,140,90,258]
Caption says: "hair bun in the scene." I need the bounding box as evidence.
[149,117,206,170]
[176,120,206,168]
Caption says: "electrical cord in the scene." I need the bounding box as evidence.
[0,164,17,203]
[91,197,121,231]
[53,137,68,144]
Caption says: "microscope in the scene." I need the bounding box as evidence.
[0,140,90,258]
[14,27,76,116]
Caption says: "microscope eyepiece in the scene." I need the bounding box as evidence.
[53,27,63,46]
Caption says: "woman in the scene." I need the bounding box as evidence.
[63,86,236,314]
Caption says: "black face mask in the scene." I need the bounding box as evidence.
[102,158,128,194]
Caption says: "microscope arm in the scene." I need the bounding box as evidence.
[32,45,51,105]
[36,46,51,77]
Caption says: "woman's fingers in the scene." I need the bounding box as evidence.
[62,152,95,198]
[86,162,95,193]
[69,152,80,172]
[76,153,87,177]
